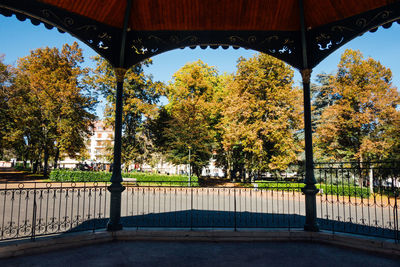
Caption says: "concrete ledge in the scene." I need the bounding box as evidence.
[0,229,399,259]
[0,231,112,259]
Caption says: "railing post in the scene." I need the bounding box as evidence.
[190,187,193,230]
[301,69,319,232]
[107,68,127,231]
[31,184,37,240]
[394,189,399,243]
[234,188,237,231]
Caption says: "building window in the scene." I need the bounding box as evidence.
[97,133,102,138]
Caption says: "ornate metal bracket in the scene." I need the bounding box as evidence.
[307,1,400,68]
[124,30,301,68]
[0,0,120,66]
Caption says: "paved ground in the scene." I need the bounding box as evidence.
[0,240,399,267]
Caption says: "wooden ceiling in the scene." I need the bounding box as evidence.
[40,0,397,31]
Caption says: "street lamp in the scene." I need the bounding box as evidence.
[188,145,191,186]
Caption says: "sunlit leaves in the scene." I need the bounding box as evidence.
[315,49,400,161]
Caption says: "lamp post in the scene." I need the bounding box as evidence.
[188,146,191,187]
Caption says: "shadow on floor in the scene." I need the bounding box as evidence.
[67,209,399,240]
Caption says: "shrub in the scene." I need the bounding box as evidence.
[14,165,31,172]
[49,169,198,186]
[254,181,370,197]
[318,184,370,198]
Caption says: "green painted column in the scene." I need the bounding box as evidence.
[301,69,319,232]
[107,68,127,231]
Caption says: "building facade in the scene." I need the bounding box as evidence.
[88,121,114,162]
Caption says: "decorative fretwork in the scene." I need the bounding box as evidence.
[308,1,400,68]
[0,0,119,66]
[125,31,300,68]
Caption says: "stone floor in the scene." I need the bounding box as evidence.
[0,240,399,267]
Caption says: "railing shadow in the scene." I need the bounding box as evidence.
[66,210,398,240]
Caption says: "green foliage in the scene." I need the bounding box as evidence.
[159,60,222,178]
[49,169,198,186]
[318,184,370,198]
[256,182,303,191]
[14,165,31,172]
[50,169,111,182]
[255,181,370,197]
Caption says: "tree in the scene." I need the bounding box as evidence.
[219,53,302,178]
[161,60,222,178]
[5,43,97,175]
[315,49,400,161]
[90,56,162,168]
[0,56,16,160]
[311,73,337,131]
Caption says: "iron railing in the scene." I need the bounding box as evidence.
[0,161,399,242]
[0,182,109,241]
[315,162,399,240]
[120,181,305,229]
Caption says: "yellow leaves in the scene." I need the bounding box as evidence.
[218,53,301,170]
[315,49,400,161]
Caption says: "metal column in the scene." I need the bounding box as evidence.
[107,0,132,231]
[299,0,319,231]
[107,68,127,231]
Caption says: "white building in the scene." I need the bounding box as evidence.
[58,120,114,168]
[88,121,114,162]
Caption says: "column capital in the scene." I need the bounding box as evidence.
[114,68,127,83]
[300,69,313,84]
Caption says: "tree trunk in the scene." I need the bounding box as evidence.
[192,165,201,179]
[369,167,374,193]
[227,151,233,181]
[32,159,38,174]
[53,146,60,169]
[43,145,49,178]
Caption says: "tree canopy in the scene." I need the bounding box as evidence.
[159,60,221,177]
[315,49,400,162]
[1,43,97,175]
[90,56,163,168]
[219,54,302,177]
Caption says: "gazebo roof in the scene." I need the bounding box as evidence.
[1,0,400,69]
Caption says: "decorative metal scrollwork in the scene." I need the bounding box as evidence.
[309,2,400,68]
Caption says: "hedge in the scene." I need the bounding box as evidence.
[255,181,370,197]
[318,184,370,198]
[49,169,198,186]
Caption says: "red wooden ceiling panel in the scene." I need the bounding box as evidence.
[40,0,397,31]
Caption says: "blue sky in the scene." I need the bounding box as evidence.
[1,15,400,116]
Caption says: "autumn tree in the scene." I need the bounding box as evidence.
[311,73,337,131]
[160,60,222,178]
[315,49,400,161]
[219,53,302,178]
[6,43,97,175]
[90,56,162,168]
[0,56,16,160]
